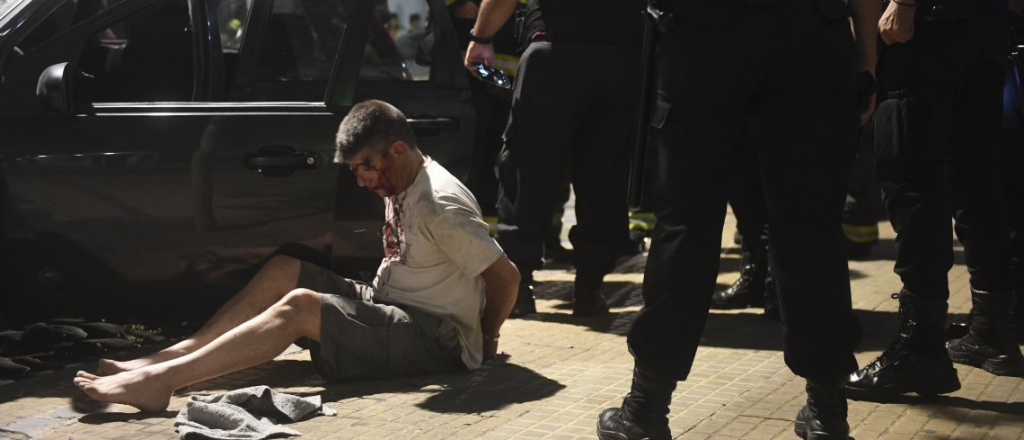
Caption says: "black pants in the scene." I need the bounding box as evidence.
[729,132,769,251]
[466,76,511,218]
[627,0,862,382]
[843,122,882,244]
[874,9,1011,300]
[1004,29,1024,293]
[496,41,641,277]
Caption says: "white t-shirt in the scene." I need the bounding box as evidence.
[372,157,503,370]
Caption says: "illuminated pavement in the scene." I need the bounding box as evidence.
[1,215,1023,440]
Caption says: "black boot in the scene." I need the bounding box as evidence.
[509,275,537,318]
[795,379,851,440]
[712,245,767,309]
[597,368,675,440]
[573,274,608,317]
[946,288,1024,376]
[845,291,961,400]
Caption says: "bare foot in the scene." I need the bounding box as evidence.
[97,349,187,376]
[74,370,173,413]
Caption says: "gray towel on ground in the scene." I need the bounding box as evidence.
[175,385,337,440]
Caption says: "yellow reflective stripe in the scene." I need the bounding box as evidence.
[629,212,657,231]
[629,212,656,221]
[493,53,520,77]
[483,216,498,237]
[842,223,879,243]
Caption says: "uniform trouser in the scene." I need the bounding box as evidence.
[496,42,641,277]
[843,122,882,244]
[466,73,512,218]
[729,133,769,251]
[626,0,862,382]
[1001,39,1024,293]
[874,13,1011,301]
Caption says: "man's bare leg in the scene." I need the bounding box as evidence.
[97,256,303,375]
[76,288,323,412]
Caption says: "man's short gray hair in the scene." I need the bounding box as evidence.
[334,100,417,163]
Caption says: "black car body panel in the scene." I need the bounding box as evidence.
[0,0,475,324]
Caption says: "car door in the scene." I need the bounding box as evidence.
[328,0,477,280]
[0,0,366,322]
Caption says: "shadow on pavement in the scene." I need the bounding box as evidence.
[66,357,564,424]
[852,393,1024,418]
[524,276,923,354]
[252,358,565,415]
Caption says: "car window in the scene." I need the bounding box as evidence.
[76,0,195,103]
[0,0,21,18]
[3,0,124,71]
[211,0,252,54]
[254,0,348,84]
[362,0,432,82]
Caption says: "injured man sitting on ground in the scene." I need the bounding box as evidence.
[74,100,521,412]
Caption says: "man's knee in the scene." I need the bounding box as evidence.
[268,289,322,337]
[278,289,322,313]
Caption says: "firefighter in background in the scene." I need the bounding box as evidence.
[465,0,645,318]
[447,0,577,277]
[711,129,778,319]
[843,121,883,259]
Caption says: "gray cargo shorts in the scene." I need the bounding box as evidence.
[296,261,464,381]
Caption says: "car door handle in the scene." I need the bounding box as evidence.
[244,145,320,177]
[407,116,460,136]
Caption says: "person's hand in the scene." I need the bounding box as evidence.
[879,0,916,45]
[464,41,495,72]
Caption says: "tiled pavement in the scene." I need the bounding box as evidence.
[2,216,1023,440]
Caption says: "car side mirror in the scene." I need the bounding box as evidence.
[36,62,72,115]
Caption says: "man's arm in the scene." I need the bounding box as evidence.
[851,0,883,125]
[464,0,519,70]
[479,254,520,360]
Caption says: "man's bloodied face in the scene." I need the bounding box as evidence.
[346,146,398,198]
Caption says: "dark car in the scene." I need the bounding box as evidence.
[0,0,475,332]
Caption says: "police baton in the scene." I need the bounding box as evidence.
[628,1,673,210]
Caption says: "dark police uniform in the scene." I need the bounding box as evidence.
[874,0,1012,303]
[627,0,863,384]
[846,0,1023,400]
[1005,13,1024,339]
[598,2,868,437]
[496,0,644,309]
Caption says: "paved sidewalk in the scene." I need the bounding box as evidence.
[2,217,1023,440]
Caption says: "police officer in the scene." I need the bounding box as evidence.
[845,0,1024,402]
[464,0,645,317]
[596,0,880,438]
